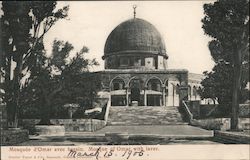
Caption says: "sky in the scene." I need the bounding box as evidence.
[2,1,216,74]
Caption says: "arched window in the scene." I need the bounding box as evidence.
[147,78,162,92]
[111,77,125,91]
[129,78,143,90]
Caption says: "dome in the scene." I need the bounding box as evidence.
[103,18,167,58]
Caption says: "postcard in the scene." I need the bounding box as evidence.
[0,1,249,160]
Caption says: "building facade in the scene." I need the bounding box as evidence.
[95,17,192,107]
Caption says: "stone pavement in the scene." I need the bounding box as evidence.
[67,124,213,138]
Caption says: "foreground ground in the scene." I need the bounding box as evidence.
[16,125,221,145]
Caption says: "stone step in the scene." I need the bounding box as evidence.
[107,106,185,125]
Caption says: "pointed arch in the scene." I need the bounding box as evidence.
[110,76,126,91]
[164,79,169,86]
[127,76,144,89]
[146,76,163,92]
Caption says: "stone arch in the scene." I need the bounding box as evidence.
[145,76,163,87]
[110,76,126,91]
[127,76,144,89]
[164,79,169,86]
[146,76,163,92]
[128,77,144,105]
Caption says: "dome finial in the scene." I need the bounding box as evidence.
[133,5,137,19]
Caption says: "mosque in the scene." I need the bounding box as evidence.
[95,9,205,107]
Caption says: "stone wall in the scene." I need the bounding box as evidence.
[1,129,29,146]
[186,101,200,118]
[191,118,230,130]
[239,104,250,117]
[191,118,250,131]
[64,119,106,132]
[188,103,250,119]
[22,119,106,132]
[200,104,219,117]
[214,131,250,144]
[0,104,7,129]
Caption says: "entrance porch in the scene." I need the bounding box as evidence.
[110,90,164,106]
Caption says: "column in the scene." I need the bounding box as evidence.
[144,88,147,106]
[126,87,129,106]
[172,83,175,106]
[162,86,166,106]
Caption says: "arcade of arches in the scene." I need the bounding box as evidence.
[110,77,165,106]
[96,70,190,107]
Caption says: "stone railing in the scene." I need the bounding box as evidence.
[104,99,111,125]
[182,100,193,123]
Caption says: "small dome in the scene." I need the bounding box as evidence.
[104,18,167,58]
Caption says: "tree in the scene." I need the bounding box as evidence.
[20,40,100,125]
[201,0,249,130]
[0,1,69,127]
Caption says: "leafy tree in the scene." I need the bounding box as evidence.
[201,0,249,129]
[0,1,69,127]
[20,40,100,125]
[198,62,248,115]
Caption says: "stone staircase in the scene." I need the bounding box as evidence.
[107,106,186,125]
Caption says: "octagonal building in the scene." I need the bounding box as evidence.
[95,16,189,107]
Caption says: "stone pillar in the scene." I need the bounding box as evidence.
[162,85,166,106]
[144,88,147,106]
[126,87,129,106]
[171,83,175,106]
[160,96,162,106]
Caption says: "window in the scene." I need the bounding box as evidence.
[141,57,145,66]
[134,57,141,66]
[151,82,157,91]
[120,58,129,66]
[113,83,120,90]
[129,57,134,66]
[147,78,162,92]
[111,78,125,90]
